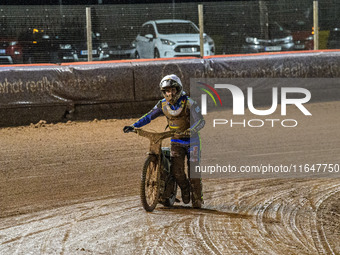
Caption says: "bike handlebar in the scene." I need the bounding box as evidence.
[134,128,175,142]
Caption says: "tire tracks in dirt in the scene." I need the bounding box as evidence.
[1,102,340,254]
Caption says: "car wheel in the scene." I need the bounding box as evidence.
[135,51,140,59]
[154,49,160,58]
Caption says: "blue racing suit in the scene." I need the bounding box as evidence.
[132,94,205,205]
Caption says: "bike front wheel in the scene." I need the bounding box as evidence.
[141,155,160,212]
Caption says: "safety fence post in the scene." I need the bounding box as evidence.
[313,0,319,50]
[86,7,93,62]
[198,4,204,58]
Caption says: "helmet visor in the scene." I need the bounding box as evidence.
[160,79,179,90]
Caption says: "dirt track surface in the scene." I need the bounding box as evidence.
[1,101,340,254]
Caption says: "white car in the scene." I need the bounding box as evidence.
[135,19,215,59]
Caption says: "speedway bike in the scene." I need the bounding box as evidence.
[132,128,178,212]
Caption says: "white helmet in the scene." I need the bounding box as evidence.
[159,74,183,104]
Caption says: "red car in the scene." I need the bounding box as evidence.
[291,30,314,50]
[286,20,314,51]
[0,38,23,64]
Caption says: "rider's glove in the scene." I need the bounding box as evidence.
[123,125,135,133]
[182,129,191,136]
[176,129,191,136]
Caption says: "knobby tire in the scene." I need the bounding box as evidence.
[140,155,160,212]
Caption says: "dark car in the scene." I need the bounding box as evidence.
[107,39,136,60]
[58,32,109,62]
[241,22,295,53]
[19,29,59,64]
[57,36,77,62]
[327,28,340,49]
[0,38,23,64]
[223,22,295,54]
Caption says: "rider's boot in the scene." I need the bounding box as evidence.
[173,172,190,204]
[181,182,191,204]
[190,178,203,209]
[172,171,190,204]
[172,174,190,204]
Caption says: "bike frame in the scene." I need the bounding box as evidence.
[134,128,175,158]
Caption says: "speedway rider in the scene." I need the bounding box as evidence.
[123,74,205,208]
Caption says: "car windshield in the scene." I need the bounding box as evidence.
[156,22,199,34]
[246,22,289,39]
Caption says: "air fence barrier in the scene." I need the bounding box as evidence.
[0,50,340,127]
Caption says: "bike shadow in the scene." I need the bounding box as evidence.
[159,205,253,219]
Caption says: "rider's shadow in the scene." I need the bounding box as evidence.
[159,205,253,219]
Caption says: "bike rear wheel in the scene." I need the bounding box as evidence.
[163,179,178,207]
[141,155,160,212]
